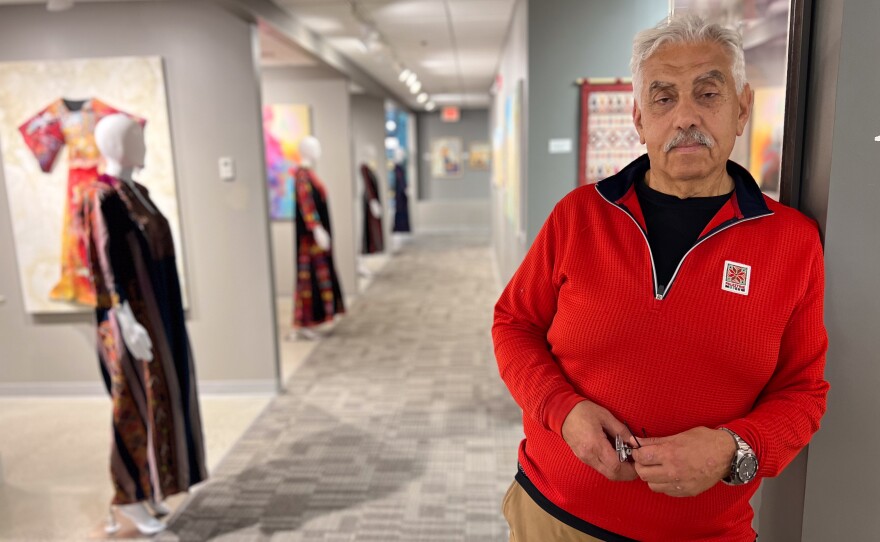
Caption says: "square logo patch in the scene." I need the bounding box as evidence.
[722,260,751,295]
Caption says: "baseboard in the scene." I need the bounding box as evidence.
[0,379,278,397]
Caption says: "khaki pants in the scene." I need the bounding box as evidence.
[502,480,603,542]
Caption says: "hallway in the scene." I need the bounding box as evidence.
[162,234,523,541]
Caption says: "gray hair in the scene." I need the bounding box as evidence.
[630,13,746,102]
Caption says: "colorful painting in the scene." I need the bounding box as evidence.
[468,142,491,170]
[430,138,463,179]
[262,104,311,220]
[578,81,645,186]
[505,82,522,230]
[0,56,185,314]
[748,87,786,195]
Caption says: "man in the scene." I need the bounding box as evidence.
[493,13,828,541]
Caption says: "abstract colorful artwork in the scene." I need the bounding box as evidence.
[0,56,184,314]
[578,81,645,186]
[468,142,491,170]
[262,104,311,220]
[430,138,463,179]
[748,87,786,195]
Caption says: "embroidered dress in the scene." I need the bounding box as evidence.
[81,175,206,505]
[294,167,345,328]
[19,98,143,306]
[360,164,384,254]
[392,163,410,233]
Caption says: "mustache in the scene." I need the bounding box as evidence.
[663,128,715,152]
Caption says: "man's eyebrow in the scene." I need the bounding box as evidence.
[694,70,726,85]
[648,81,675,94]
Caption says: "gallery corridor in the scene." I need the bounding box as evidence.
[161,234,523,541]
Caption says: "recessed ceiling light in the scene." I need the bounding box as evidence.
[46,0,73,11]
[405,73,418,86]
[417,93,428,104]
[425,101,436,111]
[409,81,422,94]
[398,69,411,82]
[386,120,397,132]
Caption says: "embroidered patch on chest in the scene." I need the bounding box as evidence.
[722,261,751,295]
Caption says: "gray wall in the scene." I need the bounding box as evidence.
[261,67,357,301]
[525,0,668,244]
[801,0,880,538]
[351,93,390,263]
[417,109,491,200]
[0,1,278,391]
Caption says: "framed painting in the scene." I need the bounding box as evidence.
[430,137,463,179]
[0,56,185,314]
[262,104,311,220]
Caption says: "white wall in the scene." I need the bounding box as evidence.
[261,67,357,302]
[0,1,278,392]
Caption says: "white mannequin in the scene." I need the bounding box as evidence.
[393,146,406,167]
[298,136,331,251]
[93,114,167,535]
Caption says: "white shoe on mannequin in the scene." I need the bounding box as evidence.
[105,502,166,535]
[149,499,171,517]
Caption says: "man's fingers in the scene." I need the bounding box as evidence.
[634,464,675,484]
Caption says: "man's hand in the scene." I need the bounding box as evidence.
[631,427,736,497]
[561,400,638,481]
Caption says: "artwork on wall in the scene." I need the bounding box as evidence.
[430,137,463,178]
[263,104,312,220]
[468,142,491,170]
[0,56,186,314]
[491,123,505,188]
[504,80,523,231]
[748,87,785,195]
[578,80,645,186]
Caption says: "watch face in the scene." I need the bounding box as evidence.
[739,456,758,482]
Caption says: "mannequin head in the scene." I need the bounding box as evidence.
[393,146,406,165]
[95,114,145,179]
[299,136,322,169]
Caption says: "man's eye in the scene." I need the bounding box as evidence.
[655,97,672,105]
[701,92,719,99]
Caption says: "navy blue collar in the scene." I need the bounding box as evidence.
[595,154,772,219]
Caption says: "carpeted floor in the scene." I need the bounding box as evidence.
[160,234,523,541]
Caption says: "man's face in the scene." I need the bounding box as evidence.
[633,41,752,183]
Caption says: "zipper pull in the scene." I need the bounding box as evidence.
[655,284,666,301]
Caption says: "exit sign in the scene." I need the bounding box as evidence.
[441,106,460,123]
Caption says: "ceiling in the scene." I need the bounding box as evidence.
[270,0,518,109]
[0,0,518,109]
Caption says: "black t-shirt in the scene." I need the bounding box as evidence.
[635,178,732,292]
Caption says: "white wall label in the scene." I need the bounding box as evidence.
[218,156,236,181]
[875,135,880,141]
[549,138,573,154]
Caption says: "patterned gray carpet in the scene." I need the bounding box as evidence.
[160,234,523,541]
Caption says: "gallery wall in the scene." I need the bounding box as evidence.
[0,1,278,391]
[415,109,491,232]
[261,66,357,301]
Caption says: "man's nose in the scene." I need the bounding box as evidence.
[672,96,701,131]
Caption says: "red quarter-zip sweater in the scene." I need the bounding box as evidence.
[493,155,828,541]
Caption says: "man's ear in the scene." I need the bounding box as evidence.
[736,83,753,137]
[633,101,646,145]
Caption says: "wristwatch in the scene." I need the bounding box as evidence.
[720,427,758,485]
